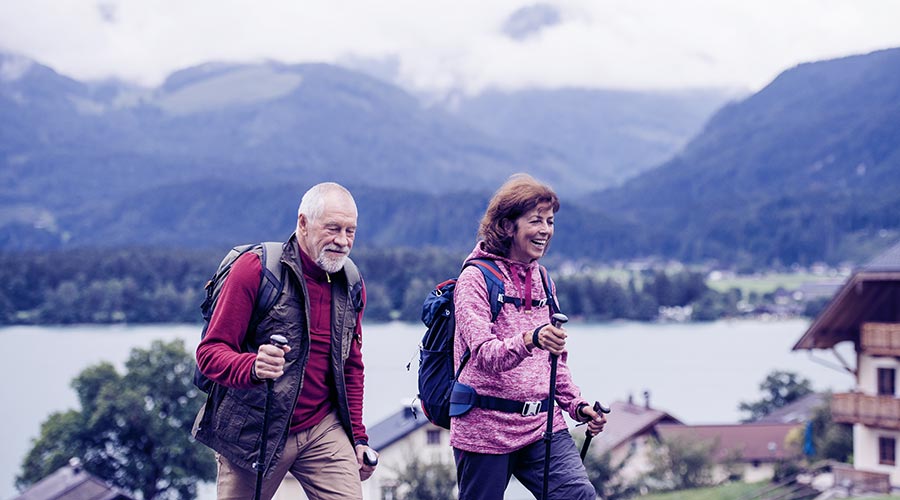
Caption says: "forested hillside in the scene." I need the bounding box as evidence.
[593,47,900,266]
[0,248,743,325]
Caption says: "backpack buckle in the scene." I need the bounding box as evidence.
[522,401,542,416]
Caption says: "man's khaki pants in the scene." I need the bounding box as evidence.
[216,410,362,500]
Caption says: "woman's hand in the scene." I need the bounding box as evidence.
[579,404,608,437]
[525,324,567,356]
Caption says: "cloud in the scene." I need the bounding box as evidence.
[502,3,563,41]
[96,1,117,24]
[0,0,899,95]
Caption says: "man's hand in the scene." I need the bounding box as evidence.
[356,444,378,481]
[253,344,290,380]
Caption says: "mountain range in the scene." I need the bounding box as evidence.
[592,47,900,266]
[2,48,898,266]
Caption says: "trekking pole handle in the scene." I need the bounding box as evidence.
[270,334,288,348]
[363,448,379,466]
[595,401,611,414]
[550,313,568,328]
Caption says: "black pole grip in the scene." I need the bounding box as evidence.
[550,313,568,328]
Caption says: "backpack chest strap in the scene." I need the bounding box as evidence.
[497,294,548,309]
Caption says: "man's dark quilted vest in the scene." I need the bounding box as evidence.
[192,235,363,477]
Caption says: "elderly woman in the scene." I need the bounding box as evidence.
[451,174,607,500]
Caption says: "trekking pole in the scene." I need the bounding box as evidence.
[542,313,568,500]
[579,401,611,461]
[255,334,288,500]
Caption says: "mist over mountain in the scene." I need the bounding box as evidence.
[2,48,898,266]
[447,87,736,187]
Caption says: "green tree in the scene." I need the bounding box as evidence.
[645,435,717,491]
[739,370,813,422]
[16,339,215,499]
[809,393,853,462]
[581,446,640,499]
[391,456,457,500]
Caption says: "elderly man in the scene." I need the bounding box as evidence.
[194,182,375,499]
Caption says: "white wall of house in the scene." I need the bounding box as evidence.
[608,434,656,483]
[857,354,899,393]
[852,353,899,486]
[853,425,899,485]
[362,425,453,500]
[271,425,453,500]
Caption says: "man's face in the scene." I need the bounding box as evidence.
[297,192,357,273]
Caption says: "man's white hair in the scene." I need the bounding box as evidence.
[297,182,356,225]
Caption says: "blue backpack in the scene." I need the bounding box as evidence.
[417,258,558,429]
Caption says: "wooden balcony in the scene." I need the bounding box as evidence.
[832,463,892,494]
[832,392,900,430]
[861,322,900,357]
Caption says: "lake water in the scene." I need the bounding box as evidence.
[0,320,856,499]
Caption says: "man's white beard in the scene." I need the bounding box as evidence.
[316,244,349,273]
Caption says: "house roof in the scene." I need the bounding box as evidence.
[865,240,900,272]
[590,400,682,455]
[15,460,134,500]
[793,240,900,351]
[367,406,432,451]
[656,422,801,462]
[755,393,826,424]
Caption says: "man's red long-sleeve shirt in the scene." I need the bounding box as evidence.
[196,248,368,443]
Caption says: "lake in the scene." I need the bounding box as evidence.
[0,319,856,499]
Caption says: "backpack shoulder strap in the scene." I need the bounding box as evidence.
[341,257,365,311]
[539,265,560,315]
[252,242,285,326]
[463,258,506,323]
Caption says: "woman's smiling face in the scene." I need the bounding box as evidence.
[507,202,554,263]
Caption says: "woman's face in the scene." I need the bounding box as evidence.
[507,202,554,263]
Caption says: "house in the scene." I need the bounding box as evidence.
[273,405,452,500]
[792,240,900,494]
[588,397,682,482]
[656,422,801,483]
[755,392,825,424]
[586,396,800,484]
[361,405,451,500]
[14,458,134,500]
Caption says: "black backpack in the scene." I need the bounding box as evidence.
[417,258,558,429]
[193,242,285,393]
[194,241,365,393]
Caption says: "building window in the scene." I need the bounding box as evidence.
[381,485,397,500]
[427,429,441,445]
[877,368,896,396]
[879,437,896,466]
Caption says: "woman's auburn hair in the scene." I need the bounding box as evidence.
[478,174,559,257]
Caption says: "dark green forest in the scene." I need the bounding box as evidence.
[0,247,754,326]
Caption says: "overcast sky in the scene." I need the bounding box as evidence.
[1,0,899,95]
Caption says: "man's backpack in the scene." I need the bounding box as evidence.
[417,258,559,429]
[193,242,285,393]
